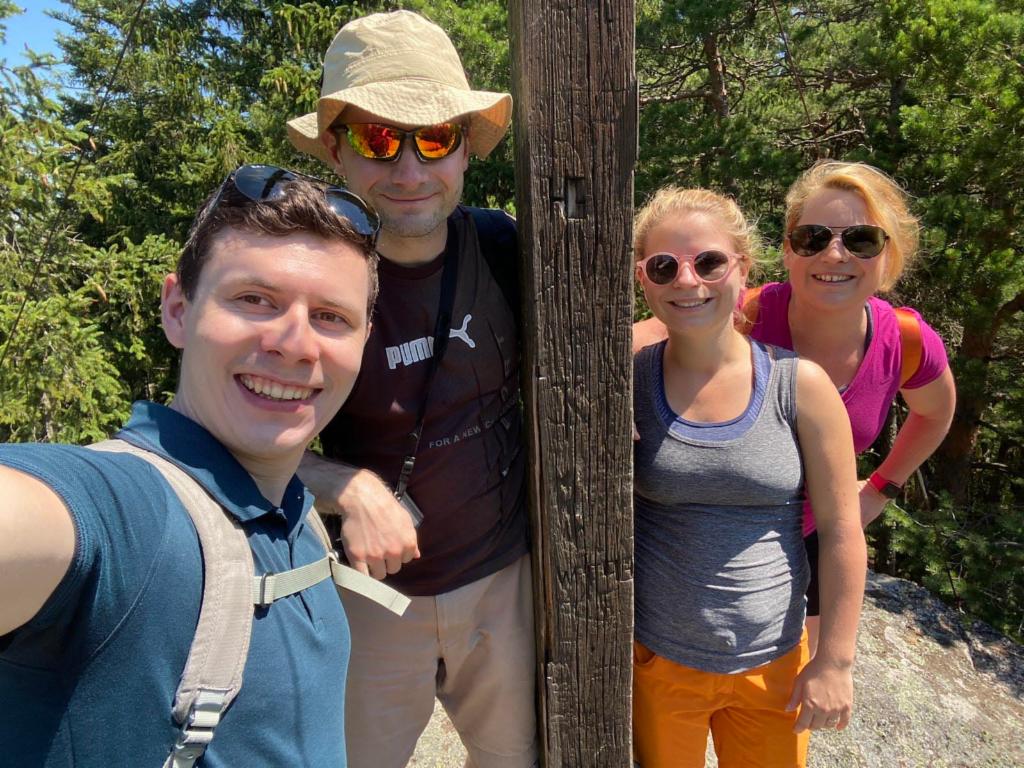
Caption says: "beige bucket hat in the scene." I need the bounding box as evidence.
[287,11,512,166]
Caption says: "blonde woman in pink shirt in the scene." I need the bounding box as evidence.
[634,162,957,652]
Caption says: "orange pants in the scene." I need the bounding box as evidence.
[633,635,810,768]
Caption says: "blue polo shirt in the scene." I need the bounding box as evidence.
[0,402,350,767]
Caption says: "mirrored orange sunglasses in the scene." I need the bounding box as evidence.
[338,122,464,163]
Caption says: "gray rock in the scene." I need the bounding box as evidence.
[407,571,1024,767]
[804,571,1024,768]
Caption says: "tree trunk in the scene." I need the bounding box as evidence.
[933,287,1024,506]
[869,405,899,575]
[703,33,729,120]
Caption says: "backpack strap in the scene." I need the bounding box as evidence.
[89,439,253,768]
[467,206,519,326]
[304,509,412,615]
[246,507,407,612]
[736,284,764,335]
[88,440,409,768]
[894,306,924,387]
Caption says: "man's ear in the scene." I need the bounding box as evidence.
[161,273,188,350]
[321,131,346,178]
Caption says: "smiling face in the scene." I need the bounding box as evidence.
[784,187,887,311]
[162,227,371,473]
[324,105,469,247]
[637,212,749,338]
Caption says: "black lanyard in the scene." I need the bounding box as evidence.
[394,216,460,500]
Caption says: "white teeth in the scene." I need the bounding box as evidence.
[814,274,853,283]
[240,374,313,401]
[671,298,709,308]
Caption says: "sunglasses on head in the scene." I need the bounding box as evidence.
[216,164,380,239]
[338,122,465,163]
[637,250,737,285]
[788,224,889,259]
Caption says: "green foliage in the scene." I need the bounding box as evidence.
[872,494,1024,638]
[1,11,140,442]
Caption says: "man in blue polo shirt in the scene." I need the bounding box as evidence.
[0,166,380,766]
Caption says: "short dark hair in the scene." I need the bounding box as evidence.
[177,178,379,316]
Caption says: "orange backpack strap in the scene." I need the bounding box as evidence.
[737,284,764,335]
[894,307,924,388]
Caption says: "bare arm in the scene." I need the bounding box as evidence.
[788,361,867,732]
[0,467,76,635]
[859,367,956,525]
[632,317,668,355]
[298,451,419,580]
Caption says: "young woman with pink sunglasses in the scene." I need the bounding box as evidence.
[631,187,866,767]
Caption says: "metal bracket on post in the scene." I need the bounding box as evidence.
[552,176,588,221]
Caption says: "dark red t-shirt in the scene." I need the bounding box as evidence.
[319,208,528,595]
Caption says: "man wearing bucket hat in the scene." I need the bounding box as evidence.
[289,10,536,768]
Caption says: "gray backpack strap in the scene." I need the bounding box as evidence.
[89,439,253,768]
[305,507,335,552]
[87,439,410,767]
[252,511,407,613]
[305,508,411,615]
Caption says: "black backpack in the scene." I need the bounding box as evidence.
[466,206,520,326]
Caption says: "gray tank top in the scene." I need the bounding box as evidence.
[633,339,809,674]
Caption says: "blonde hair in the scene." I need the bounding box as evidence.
[633,186,761,267]
[784,161,919,291]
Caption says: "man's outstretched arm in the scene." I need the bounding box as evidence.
[0,467,76,635]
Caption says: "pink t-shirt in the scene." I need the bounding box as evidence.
[748,281,949,534]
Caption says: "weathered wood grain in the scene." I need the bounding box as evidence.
[508,2,637,765]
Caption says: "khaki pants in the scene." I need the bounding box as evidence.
[341,554,538,768]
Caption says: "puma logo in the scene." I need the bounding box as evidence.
[449,314,476,349]
[384,314,477,370]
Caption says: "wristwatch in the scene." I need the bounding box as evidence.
[868,471,902,499]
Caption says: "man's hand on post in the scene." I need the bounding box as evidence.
[299,452,420,580]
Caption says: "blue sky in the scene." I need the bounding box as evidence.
[0,2,69,65]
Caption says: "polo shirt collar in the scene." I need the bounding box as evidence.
[115,401,312,526]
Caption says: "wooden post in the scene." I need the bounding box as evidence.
[508,2,637,765]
